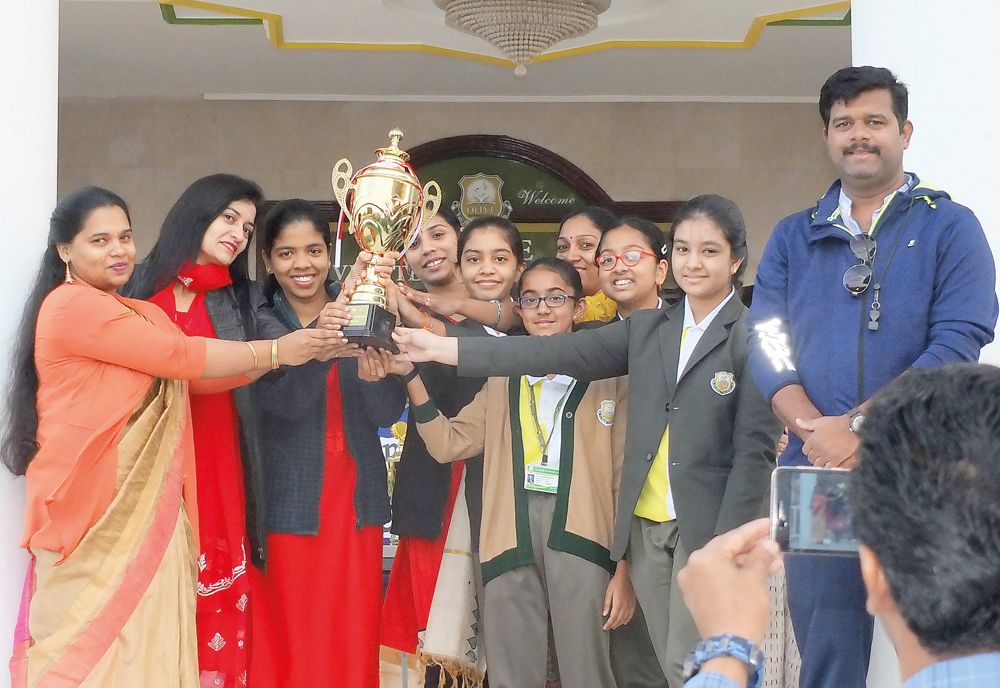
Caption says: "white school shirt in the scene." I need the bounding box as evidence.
[648,289,736,520]
[677,289,736,381]
[522,374,576,472]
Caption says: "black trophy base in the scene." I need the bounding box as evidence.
[343,302,399,353]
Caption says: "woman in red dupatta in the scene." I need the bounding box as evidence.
[4,187,341,688]
[126,175,301,688]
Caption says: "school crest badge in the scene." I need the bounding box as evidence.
[711,371,736,396]
[597,400,616,426]
[452,173,514,224]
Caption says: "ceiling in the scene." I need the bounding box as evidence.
[60,0,851,100]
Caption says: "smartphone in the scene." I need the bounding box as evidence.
[770,466,860,556]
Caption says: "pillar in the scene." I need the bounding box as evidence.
[853,0,1000,366]
[852,4,1000,686]
[0,2,59,684]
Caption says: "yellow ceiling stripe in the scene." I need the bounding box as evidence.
[159,1,851,68]
[533,1,851,62]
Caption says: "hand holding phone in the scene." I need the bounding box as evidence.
[770,466,860,556]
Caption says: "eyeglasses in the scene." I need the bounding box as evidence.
[516,294,575,309]
[843,234,877,295]
[597,249,658,271]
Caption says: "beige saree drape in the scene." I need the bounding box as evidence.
[13,379,199,688]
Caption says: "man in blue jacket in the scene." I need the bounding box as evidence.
[747,66,998,688]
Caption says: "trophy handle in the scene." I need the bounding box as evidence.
[331,159,354,210]
[417,180,442,230]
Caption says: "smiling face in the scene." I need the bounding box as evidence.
[671,215,742,310]
[57,205,136,294]
[459,225,522,302]
[197,199,257,266]
[556,215,602,297]
[264,220,331,305]
[404,215,459,289]
[597,225,669,317]
[824,88,912,194]
[515,267,585,336]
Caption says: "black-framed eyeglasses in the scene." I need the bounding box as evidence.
[597,249,658,271]
[843,234,877,296]
[517,294,575,309]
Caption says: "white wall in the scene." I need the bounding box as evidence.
[853,5,1000,686]
[0,3,59,684]
[853,0,1000,364]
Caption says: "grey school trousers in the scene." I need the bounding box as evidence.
[626,517,702,688]
[483,491,616,688]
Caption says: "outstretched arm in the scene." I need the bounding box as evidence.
[399,281,521,333]
[394,319,632,381]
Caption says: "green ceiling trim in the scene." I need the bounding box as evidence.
[768,8,851,26]
[159,4,262,26]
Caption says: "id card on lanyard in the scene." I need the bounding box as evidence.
[524,378,574,494]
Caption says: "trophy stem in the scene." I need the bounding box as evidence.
[350,258,388,308]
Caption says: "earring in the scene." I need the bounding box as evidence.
[64,262,74,284]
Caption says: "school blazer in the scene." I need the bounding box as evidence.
[458,297,781,559]
[411,375,628,583]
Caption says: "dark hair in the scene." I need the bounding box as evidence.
[515,256,584,301]
[672,194,749,288]
[559,206,620,236]
[128,173,264,299]
[851,364,1000,655]
[259,199,331,298]
[434,206,462,234]
[819,66,909,133]
[2,186,130,475]
[597,216,668,259]
[127,174,263,340]
[458,216,525,266]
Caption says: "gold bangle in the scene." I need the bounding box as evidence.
[271,339,279,370]
[423,311,433,332]
[245,341,258,368]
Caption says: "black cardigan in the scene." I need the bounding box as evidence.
[203,283,286,571]
[256,283,406,540]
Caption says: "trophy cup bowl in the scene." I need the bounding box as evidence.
[332,129,441,352]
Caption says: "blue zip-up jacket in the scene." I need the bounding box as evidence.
[748,175,997,466]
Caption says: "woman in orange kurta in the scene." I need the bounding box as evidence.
[2,186,343,688]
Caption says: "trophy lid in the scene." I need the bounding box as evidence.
[375,128,410,165]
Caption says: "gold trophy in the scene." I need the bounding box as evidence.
[332,129,441,351]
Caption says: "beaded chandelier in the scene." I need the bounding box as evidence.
[434,0,611,75]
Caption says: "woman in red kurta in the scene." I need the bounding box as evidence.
[128,174,286,687]
[150,266,253,686]
[248,200,405,687]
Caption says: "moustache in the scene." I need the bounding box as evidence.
[844,143,881,156]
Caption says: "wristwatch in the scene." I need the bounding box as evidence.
[849,410,865,433]
[682,634,765,688]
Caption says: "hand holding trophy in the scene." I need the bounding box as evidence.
[332,129,441,351]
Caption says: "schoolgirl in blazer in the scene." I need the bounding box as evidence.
[386,258,632,688]
[394,196,781,688]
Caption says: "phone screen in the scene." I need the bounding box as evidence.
[770,466,860,556]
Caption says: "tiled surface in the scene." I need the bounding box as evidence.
[57,98,837,281]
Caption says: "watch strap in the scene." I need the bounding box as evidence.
[682,634,765,688]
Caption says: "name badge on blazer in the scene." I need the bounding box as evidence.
[711,371,736,396]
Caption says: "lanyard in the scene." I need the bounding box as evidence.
[526,378,574,466]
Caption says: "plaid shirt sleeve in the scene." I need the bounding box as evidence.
[684,673,744,688]
[904,653,1000,688]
